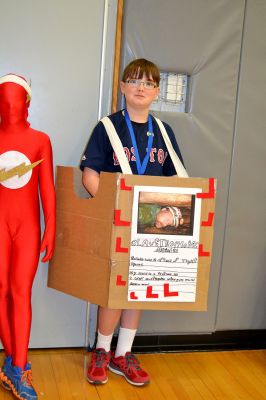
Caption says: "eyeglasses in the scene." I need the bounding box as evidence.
[125,78,157,89]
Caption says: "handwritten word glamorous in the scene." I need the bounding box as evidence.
[131,238,198,249]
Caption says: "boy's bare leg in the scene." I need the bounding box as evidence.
[121,309,142,329]
[98,307,122,335]
[98,308,142,334]
[97,308,141,354]
[113,309,142,357]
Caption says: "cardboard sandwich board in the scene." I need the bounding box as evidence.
[48,166,216,311]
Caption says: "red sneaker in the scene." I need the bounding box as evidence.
[109,352,150,386]
[87,348,111,384]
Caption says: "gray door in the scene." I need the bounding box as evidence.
[0,0,117,347]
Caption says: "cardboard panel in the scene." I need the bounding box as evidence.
[49,250,110,306]
[48,167,117,306]
[48,167,216,311]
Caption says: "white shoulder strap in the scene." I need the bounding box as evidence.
[154,117,189,177]
[101,116,133,175]
[101,115,188,178]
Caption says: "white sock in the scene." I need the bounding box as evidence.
[115,327,137,358]
[96,330,113,352]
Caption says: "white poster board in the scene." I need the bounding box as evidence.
[128,185,202,302]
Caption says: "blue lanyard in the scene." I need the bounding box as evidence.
[124,110,154,175]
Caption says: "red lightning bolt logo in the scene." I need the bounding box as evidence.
[0,159,43,182]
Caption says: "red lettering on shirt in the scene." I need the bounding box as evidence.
[158,149,167,164]
[124,147,130,162]
[113,152,119,165]
[130,146,136,162]
[113,147,168,167]
[149,148,156,162]
[162,151,168,165]
[113,147,131,166]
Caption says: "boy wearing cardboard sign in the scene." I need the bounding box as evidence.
[80,59,188,386]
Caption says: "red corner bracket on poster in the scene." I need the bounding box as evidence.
[114,210,131,226]
[146,286,159,299]
[201,212,215,227]
[115,237,128,253]
[196,178,215,199]
[120,178,132,191]
[130,292,138,300]
[164,283,179,297]
[116,274,127,286]
[198,244,210,257]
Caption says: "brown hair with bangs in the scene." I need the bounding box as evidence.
[122,58,160,86]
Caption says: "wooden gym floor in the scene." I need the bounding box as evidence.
[1,349,266,399]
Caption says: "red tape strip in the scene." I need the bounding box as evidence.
[120,178,132,191]
[116,275,126,286]
[146,286,159,299]
[201,212,215,227]
[164,283,179,297]
[114,210,131,226]
[130,292,138,300]
[115,237,128,253]
[198,244,210,257]
[196,178,215,199]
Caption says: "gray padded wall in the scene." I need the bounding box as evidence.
[120,0,265,333]
[0,0,108,347]
[216,1,266,330]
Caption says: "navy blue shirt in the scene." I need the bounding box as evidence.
[80,110,184,176]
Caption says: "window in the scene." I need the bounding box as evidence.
[150,72,190,113]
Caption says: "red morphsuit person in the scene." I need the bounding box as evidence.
[0,74,55,400]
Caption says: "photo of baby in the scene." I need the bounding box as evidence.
[137,191,195,236]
